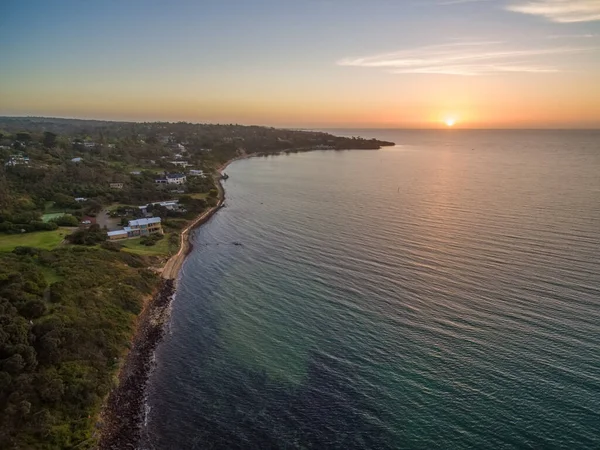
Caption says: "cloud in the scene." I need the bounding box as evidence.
[546,33,599,39]
[337,41,592,76]
[437,0,492,5]
[506,0,600,23]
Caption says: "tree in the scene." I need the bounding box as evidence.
[15,132,31,143]
[42,132,58,149]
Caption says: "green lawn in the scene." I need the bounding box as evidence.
[42,212,67,223]
[119,235,172,256]
[0,229,70,252]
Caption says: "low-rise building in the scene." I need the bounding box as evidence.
[189,169,206,177]
[166,173,186,184]
[170,160,189,167]
[109,182,124,189]
[107,217,163,240]
[71,157,83,163]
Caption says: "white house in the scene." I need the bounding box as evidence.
[166,173,186,184]
[170,160,189,167]
[71,157,83,163]
[189,169,206,178]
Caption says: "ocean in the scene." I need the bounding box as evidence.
[142,130,600,449]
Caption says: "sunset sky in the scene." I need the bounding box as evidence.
[1,0,599,128]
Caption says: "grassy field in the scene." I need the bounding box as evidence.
[190,193,209,199]
[42,212,67,223]
[0,228,70,252]
[119,235,173,256]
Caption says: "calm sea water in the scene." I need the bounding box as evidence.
[142,130,600,449]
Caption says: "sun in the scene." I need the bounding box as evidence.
[445,118,456,127]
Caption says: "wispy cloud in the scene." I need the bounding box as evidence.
[507,0,600,23]
[337,41,592,76]
[546,33,599,39]
[437,0,492,5]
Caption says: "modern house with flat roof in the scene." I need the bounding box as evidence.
[107,217,163,240]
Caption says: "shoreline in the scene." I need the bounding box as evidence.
[96,155,244,449]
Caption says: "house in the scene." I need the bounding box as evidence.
[74,197,88,202]
[166,173,186,184]
[107,229,128,240]
[107,217,163,240]
[169,161,189,167]
[83,142,97,149]
[109,182,124,189]
[189,169,206,177]
[138,200,179,215]
[129,217,163,236]
[155,178,168,184]
[71,157,83,163]
[130,171,142,175]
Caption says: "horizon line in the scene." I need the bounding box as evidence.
[0,115,598,132]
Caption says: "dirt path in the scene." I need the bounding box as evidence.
[160,171,227,282]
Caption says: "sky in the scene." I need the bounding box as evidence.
[1,0,599,128]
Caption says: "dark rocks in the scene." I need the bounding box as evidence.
[97,279,175,450]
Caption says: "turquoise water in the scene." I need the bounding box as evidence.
[143,130,600,449]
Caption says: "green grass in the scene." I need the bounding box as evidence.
[42,212,67,223]
[189,193,209,200]
[0,228,70,252]
[39,266,64,284]
[119,235,172,256]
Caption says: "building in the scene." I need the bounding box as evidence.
[166,173,186,184]
[107,217,163,240]
[74,197,88,202]
[169,160,189,167]
[109,182,124,189]
[130,171,142,175]
[71,157,82,163]
[189,169,206,177]
[128,217,163,236]
[138,200,179,215]
[83,142,97,148]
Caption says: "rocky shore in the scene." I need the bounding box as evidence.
[97,279,175,449]
[95,163,237,449]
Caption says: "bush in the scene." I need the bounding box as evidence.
[100,241,122,252]
[140,234,164,246]
[50,214,79,227]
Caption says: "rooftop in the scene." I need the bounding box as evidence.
[107,230,128,237]
[128,217,162,227]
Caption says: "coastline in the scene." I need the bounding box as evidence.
[96,156,241,449]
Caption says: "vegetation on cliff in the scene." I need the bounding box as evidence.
[0,247,160,449]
